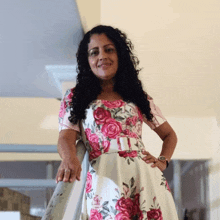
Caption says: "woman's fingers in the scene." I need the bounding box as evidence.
[56,158,82,183]
[56,167,65,180]
[151,161,166,172]
[141,150,166,172]
[142,150,157,163]
[141,150,149,155]
[151,160,160,168]
[69,170,76,182]
[56,168,72,183]
[75,167,82,181]
[144,156,156,163]
[56,169,64,183]
[56,164,81,183]
[70,168,79,182]
[63,169,71,182]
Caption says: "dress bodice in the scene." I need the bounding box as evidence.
[81,99,145,160]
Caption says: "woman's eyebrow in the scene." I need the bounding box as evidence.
[88,44,115,52]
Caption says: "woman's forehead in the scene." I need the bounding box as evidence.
[88,34,114,50]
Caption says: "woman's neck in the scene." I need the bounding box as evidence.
[100,79,114,93]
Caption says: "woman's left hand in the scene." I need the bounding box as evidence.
[141,150,167,172]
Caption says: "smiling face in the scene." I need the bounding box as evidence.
[88,34,118,82]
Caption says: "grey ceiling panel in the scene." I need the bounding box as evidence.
[0,0,83,98]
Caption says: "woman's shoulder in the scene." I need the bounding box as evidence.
[63,87,75,98]
[147,94,153,100]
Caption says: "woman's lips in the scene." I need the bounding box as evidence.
[99,63,112,69]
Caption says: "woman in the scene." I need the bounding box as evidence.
[57,25,178,219]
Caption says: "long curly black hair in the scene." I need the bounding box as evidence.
[69,25,153,124]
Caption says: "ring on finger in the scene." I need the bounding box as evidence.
[64,169,71,173]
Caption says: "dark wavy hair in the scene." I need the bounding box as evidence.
[69,25,153,124]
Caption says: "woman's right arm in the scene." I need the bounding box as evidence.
[56,129,82,183]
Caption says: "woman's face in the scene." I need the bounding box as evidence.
[87,33,118,81]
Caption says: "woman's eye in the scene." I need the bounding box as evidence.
[88,50,99,57]
[106,48,115,53]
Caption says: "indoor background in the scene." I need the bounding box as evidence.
[0,0,219,219]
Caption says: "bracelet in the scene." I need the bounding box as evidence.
[158,156,169,168]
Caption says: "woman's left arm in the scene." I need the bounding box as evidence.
[142,121,177,171]
[154,121,177,162]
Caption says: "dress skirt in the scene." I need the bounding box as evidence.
[79,137,178,220]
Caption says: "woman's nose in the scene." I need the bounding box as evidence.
[98,49,107,60]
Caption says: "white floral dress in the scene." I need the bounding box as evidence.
[59,89,179,220]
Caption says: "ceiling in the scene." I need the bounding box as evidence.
[0,0,83,98]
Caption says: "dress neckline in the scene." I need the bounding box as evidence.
[96,99,124,102]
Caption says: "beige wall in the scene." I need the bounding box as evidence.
[0,98,60,145]
[100,0,219,116]
[75,0,101,32]
[99,0,220,217]
[99,0,220,159]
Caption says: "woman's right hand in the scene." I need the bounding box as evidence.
[56,156,82,183]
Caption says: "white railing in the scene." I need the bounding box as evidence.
[41,139,88,220]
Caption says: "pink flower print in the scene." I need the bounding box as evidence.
[130,105,138,115]
[102,140,110,153]
[90,142,100,151]
[105,214,114,220]
[133,193,143,219]
[122,129,130,136]
[130,132,138,139]
[102,100,125,109]
[128,151,138,157]
[121,123,127,131]
[122,129,138,139]
[93,195,101,205]
[59,101,67,118]
[127,138,131,149]
[87,133,99,145]
[118,151,137,158]
[92,195,102,210]
[90,209,103,220]
[115,197,133,216]
[85,128,92,139]
[126,118,131,126]
[132,116,138,125]
[147,209,163,220]
[89,150,102,161]
[101,118,122,139]
[123,185,130,199]
[115,212,130,220]
[133,193,140,210]
[94,107,111,125]
[137,212,143,220]
[166,181,171,192]
[126,116,138,126]
[86,172,92,193]
[66,90,73,102]
[135,123,142,136]
[117,137,122,150]
[118,151,128,158]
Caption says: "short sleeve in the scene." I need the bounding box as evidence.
[143,95,167,130]
[58,88,80,133]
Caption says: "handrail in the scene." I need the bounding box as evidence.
[41,139,87,220]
